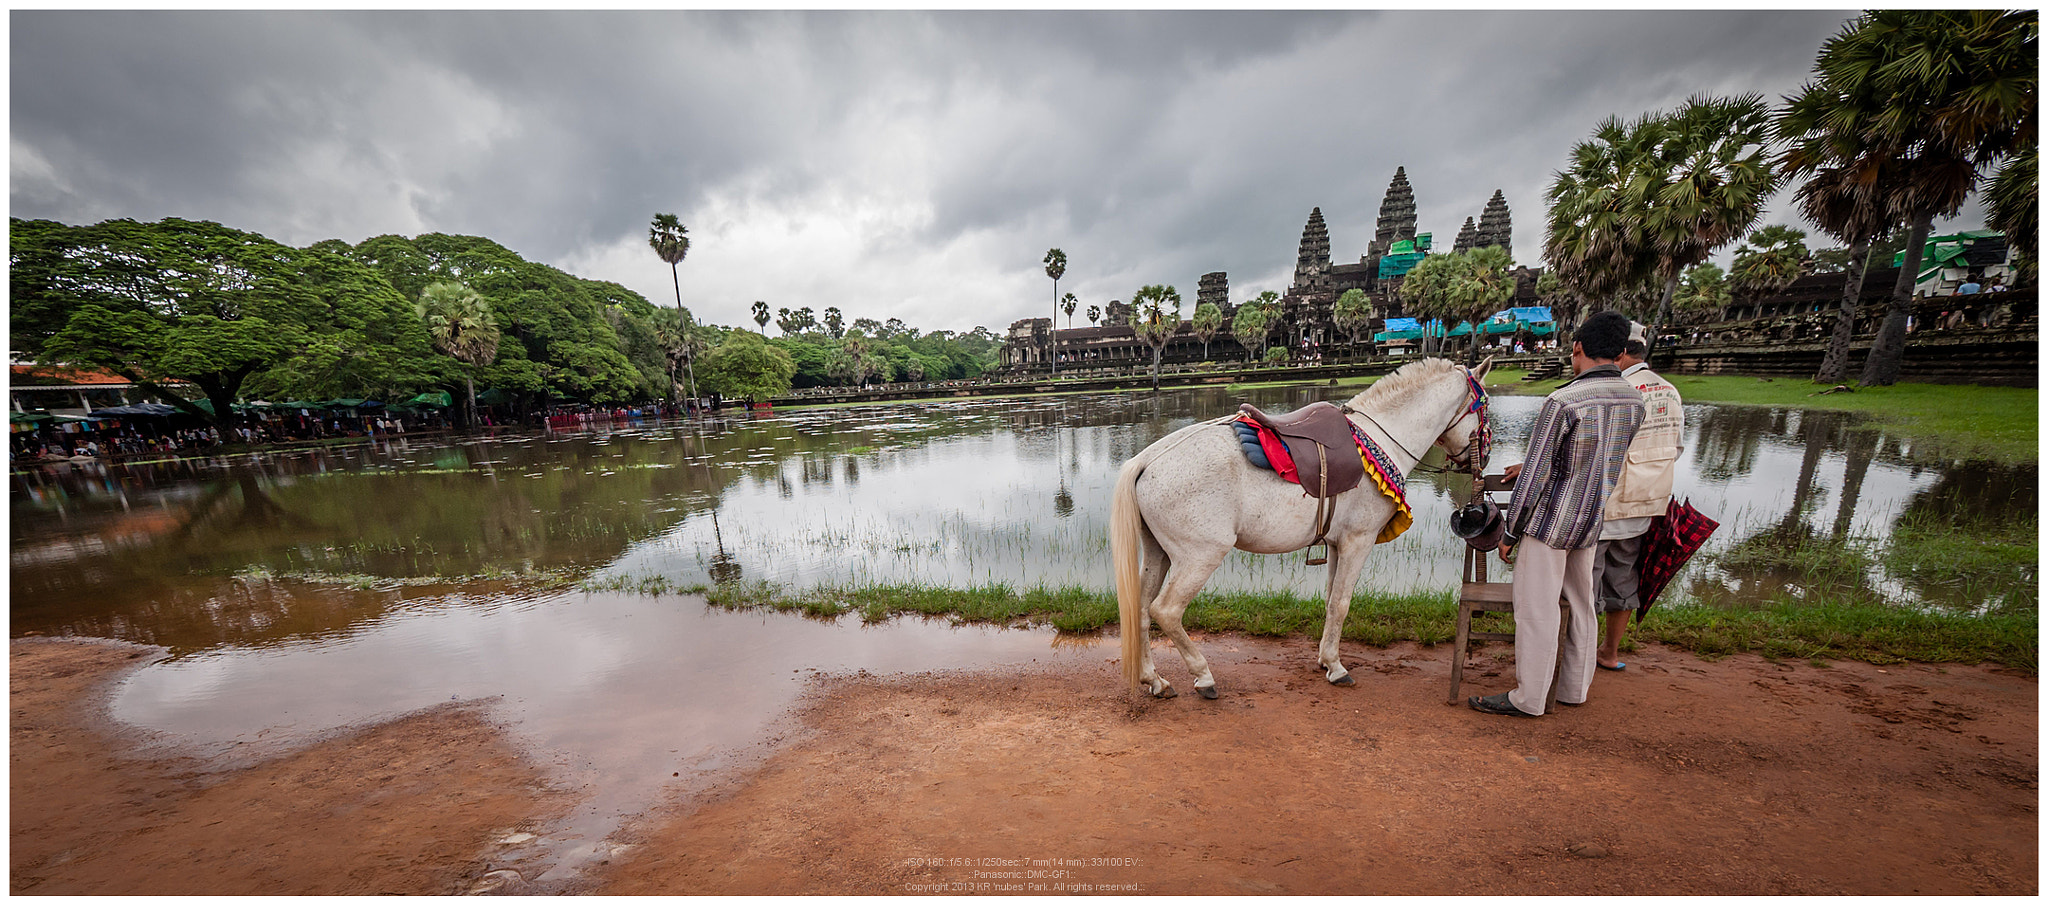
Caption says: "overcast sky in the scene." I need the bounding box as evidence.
[12,10,1989,336]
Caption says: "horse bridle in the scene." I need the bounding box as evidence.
[1342,367,1491,477]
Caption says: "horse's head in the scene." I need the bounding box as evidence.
[1433,357,1492,473]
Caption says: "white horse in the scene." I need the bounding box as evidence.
[1112,357,1492,698]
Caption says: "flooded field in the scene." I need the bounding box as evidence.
[10,381,2034,881]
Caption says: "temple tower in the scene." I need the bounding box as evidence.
[1474,189,1512,261]
[1369,167,1419,258]
[1198,271,1232,315]
[1292,208,1332,296]
[1452,216,1478,255]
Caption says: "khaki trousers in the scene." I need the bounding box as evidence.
[1506,537,1600,715]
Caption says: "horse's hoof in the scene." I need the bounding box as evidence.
[1152,685,1178,699]
[1330,674,1356,686]
[1197,685,1220,700]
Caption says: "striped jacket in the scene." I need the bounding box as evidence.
[1503,363,1645,550]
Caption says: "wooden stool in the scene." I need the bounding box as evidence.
[1446,475,1571,710]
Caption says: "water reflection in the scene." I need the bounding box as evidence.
[14,388,2034,655]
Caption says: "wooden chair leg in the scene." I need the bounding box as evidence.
[1448,603,1474,705]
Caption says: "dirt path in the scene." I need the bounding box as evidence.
[11,634,2037,895]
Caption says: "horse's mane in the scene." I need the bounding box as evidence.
[1351,357,1464,408]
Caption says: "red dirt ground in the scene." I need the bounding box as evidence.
[11,634,2038,895]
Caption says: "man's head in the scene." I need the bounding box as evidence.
[1570,310,1631,373]
[1618,321,1649,365]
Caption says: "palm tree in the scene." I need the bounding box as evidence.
[1332,288,1373,359]
[1190,302,1223,360]
[1062,292,1078,329]
[1086,304,1101,327]
[1778,10,2037,386]
[648,213,692,405]
[751,300,770,334]
[1043,248,1067,376]
[1729,224,1810,318]
[1988,144,2037,284]
[1398,253,1465,357]
[1637,94,1779,340]
[1544,113,1663,320]
[1454,246,1518,365]
[1130,283,1180,390]
[655,318,704,409]
[418,281,500,429]
[1231,291,1281,363]
[823,306,845,338]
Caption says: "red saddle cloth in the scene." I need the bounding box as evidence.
[1243,417,1302,484]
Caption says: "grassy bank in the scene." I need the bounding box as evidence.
[1488,367,2037,462]
[580,575,2037,675]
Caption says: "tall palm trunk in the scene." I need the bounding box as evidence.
[1814,241,1869,383]
[1653,272,1679,349]
[1859,215,1932,387]
[464,372,479,430]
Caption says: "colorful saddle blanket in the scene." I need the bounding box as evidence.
[1231,416,1414,543]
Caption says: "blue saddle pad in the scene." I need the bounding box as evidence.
[1231,420,1273,471]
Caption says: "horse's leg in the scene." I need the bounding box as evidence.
[1134,524,1174,698]
[1315,541,1374,686]
[1148,549,1229,699]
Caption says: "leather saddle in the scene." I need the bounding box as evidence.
[1237,401,1365,499]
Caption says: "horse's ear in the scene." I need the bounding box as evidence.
[1475,356,1494,380]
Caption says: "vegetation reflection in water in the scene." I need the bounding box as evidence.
[9,382,2036,659]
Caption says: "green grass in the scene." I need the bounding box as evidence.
[588,575,2036,674]
[1487,367,2038,463]
[1630,598,2037,674]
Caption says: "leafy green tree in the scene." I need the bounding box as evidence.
[346,233,654,405]
[1397,253,1464,357]
[823,306,845,339]
[1673,263,1732,325]
[851,317,883,335]
[700,329,795,403]
[1130,284,1181,390]
[1231,291,1281,362]
[1729,225,1810,312]
[1988,144,2037,284]
[418,281,501,427]
[1778,9,2036,386]
[1332,288,1374,356]
[1453,246,1518,365]
[17,218,417,431]
[1043,248,1067,375]
[1190,302,1224,360]
[1533,269,1583,341]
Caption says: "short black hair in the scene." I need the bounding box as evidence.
[1575,311,1630,360]
[1622,339,1648,359]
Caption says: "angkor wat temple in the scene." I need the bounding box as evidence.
[1000,167,1538,369]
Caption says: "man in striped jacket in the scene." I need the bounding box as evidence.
[1469,310,1643,718]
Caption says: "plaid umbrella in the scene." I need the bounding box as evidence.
[1634,497,1719,623]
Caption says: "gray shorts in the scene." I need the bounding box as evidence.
[1592,533,1645,614]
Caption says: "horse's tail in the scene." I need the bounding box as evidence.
[1112,449,1153,694]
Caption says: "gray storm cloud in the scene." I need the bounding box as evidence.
[18,9,1922,335]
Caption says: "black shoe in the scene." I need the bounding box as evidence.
[1468,692,1538,717]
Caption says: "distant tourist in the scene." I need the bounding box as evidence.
[1988,277,2008,293]
[1955,278,1982,296]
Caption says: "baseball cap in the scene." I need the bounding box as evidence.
[1628,321,1648,344]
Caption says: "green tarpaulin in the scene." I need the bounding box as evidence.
[407,391,453,408]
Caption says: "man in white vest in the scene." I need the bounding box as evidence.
[1592,321,1684,672]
